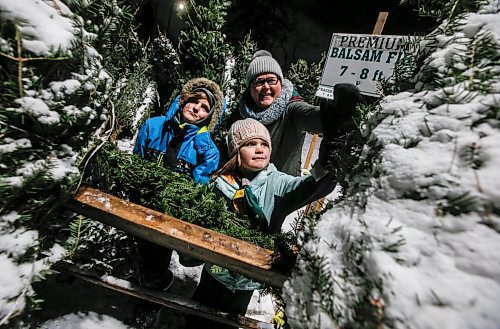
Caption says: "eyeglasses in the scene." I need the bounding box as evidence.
[253,76,280,87]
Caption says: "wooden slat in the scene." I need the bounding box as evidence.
[66,187,288,288]
[54,263,274,329]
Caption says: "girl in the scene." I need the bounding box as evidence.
[186,118,336,329]
[133,77,225,290]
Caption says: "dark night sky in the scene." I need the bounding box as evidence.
[142,0,436,68]
[222,0,436,67]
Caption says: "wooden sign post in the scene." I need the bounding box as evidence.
[303,12,390,215]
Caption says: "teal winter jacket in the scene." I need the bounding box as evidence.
[206,163,336,291]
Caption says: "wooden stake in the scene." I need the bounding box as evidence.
[303,133,319,170]
[372,12,389,35]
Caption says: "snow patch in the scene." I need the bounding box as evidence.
[0,0,75,55]
[39,311,131,329]
[0,138,31,154]
[8,97,60,125]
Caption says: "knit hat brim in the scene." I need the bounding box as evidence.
[227,118,272,156]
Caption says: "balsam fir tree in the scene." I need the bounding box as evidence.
[284,1,500,328]
[0,0,157,325]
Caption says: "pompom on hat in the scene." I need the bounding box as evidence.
[227,118,272,156]
[246,50,283,86]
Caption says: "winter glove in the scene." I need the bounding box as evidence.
[318,129,363,188]
[320,83,363,139]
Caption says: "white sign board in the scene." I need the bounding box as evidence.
[316,33,419,98]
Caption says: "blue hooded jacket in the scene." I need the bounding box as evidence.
[133,79,225,184]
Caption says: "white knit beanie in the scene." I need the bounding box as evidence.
[246,50,283,86]
[227,118,272,156]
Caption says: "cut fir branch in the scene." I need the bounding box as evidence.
[84,143,278,250]
[436,191,478,216]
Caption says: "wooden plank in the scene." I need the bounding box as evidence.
[65,187,288,288]
[54,263,273,329]
[372,11,389,35]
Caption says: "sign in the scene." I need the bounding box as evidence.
[316,33,419,98]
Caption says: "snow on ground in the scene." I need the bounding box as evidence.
[284,3,500,329]
[39,312,131,329]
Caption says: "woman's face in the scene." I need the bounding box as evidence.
[238,138,271,173]
[182,97,211,123]
[249,73,282,110]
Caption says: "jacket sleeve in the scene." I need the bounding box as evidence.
[192,137,220,185]
[133,120,150,158]
[287,101,323,135]
[268,163,336,232]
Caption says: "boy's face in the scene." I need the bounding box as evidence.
[182,98,211,124]
[238,138,270,173]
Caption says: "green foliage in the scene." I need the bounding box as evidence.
[69,220,137,276]
[178,0,233,87]
[0,0,160,321]
[113,54,156,133]
[65,216,89,258]
[294,206,389,328]
[0,0,149,229]
[84,144,277,249]
[305,254,337,322]
[287,53,325,104]
[71,0,144,79]
[386,0,494,95]
[462,30,499,94]
[459,142,484,169]
[225,32,257,113]
[400,0,480,21]
[437,192,479,216]
[409,0,497,93]
[379,37,421,95]
[149,31,183,108]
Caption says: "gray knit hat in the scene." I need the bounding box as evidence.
[246,50,283,86]
[227,118,272,156]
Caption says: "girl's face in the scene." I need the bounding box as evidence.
[238,138,270,173]
[182,97,211,123]
[250,73,282,110]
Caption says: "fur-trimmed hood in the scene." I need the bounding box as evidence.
[177,77,225,131]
